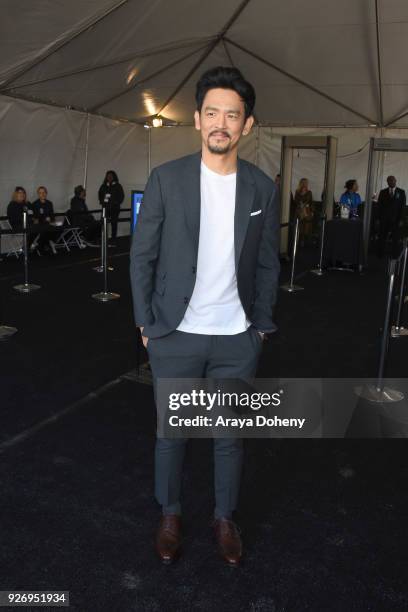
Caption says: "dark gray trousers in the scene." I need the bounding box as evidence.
[147,326,262,518]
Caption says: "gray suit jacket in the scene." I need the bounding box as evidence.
[130,151,280,338]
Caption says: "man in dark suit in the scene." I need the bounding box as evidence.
[377,175,406,258]
[130,66,280,566]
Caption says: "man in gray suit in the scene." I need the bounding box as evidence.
[130,66,280,566]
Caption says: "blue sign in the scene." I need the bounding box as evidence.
[131,190,144,232]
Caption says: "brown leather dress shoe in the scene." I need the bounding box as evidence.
[156,514,182,564]
[213,518,242,566]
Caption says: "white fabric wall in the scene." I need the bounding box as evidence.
[2,95,408,242]
[0,95,148,237]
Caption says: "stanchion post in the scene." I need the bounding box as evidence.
[311,215,326,276]
[93,207,113,273]
[391,239,408,337]
[13,209,41,293]
[280,217,304,292]
[355,258,404,403]
[92,208,120,302]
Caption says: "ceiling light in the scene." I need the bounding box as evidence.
[152,116,163,128]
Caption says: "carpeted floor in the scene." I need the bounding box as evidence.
[0,239,407,611]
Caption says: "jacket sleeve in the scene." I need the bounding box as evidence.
[98,185,105,205]
[129,168,164,328]
[118,184,125,205]
[251,184,281,333]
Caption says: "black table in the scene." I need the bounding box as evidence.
[323,218,363,270]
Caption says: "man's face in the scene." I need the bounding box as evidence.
[387,176,397,189]
[194,88,254,155]
[15,190,26,203]
[353,182,359,192]
[38,188,47,200]
[106,173,114,183]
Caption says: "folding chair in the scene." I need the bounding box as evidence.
[0,219,24,258]
[54,216,86,251]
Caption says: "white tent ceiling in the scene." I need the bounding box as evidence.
[2,0,408,128]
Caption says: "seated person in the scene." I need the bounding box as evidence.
[7,186,33,231]
[6,187,38,251]
[69,185,100,246]
[31,186,60,254]
[339,179,361,218]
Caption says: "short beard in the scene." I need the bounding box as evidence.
[207,138,232,155]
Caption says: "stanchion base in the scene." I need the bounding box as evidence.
[391,326,408,338]
[327,266,354,273]
[13,283,41,293]
[280,283,304,293]
[354,384,404,403]
[0,326,18,340]
[93,266,114,273]
[310,268,324,276]
[92,291,120,302]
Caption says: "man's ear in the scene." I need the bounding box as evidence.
[242,115,255,136]
[194,110,201,131]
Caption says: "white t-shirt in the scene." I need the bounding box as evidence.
[177,161,250,335]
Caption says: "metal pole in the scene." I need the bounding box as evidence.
[93,205,113,273]
[355,258,404,402]
[92,209,120,302]
[13,210,40,293]
[148,127,152,177]
[391,240,408,337]
[83,112,90,188]
[363,138,375,265]
[311,215,326,276]
[280,217,304,292]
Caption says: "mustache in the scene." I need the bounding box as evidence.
[209,130,230,138]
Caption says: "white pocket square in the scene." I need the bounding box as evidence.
[250,209,262,216]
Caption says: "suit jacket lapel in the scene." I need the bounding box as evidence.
[183,152,201,254]
[234,157,255,269]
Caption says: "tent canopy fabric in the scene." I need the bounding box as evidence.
[2,0,408,127]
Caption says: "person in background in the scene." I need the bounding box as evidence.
[294,178,314,245]
[339,179,361,219]
[377,175,407,258]
[7,187,32,231]
[98,170,125,243]
[31,186,58,254]
[69,185,100,247]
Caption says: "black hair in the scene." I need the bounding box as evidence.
[195,66,255,119]
[345,179,357,191]
[74,185,85,197]
[15,186,26,194]
[104,170,119,183]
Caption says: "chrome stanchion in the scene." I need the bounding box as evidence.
[92,208,120,302]
[13,210,40,293]
[355,259,404,403]
[281,217,304,292]
[391,239,408,337]
[0,324,17,340]
[93,206,113,273]
[311,215,326,276]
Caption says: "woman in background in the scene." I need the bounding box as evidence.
[31,186,59,254]
[294,178,314,245]
[339,179,361,218]
[98,170,124,243]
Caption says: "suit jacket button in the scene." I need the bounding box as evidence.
[184,297,189,304]
[192,266,196,274]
